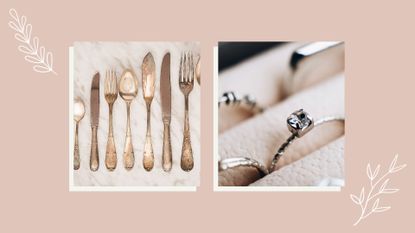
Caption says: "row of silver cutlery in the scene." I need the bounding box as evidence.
[73,52,199,172]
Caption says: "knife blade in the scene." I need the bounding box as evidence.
[161,53,171,121]
[90,72,100,127]
[90,72,100,171]
[160,53,172,171]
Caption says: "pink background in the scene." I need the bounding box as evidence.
[1,0,414,232]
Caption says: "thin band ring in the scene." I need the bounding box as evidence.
[219,157,269,176]
[269,109,345,171]
[218,91,264,114]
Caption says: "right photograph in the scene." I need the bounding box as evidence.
[217,41,345,188]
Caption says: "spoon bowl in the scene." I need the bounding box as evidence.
[74,97,85,122]
[119,70,139,102]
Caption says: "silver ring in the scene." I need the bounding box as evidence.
[218,91,264,114]
[270,109,345,171]
[219,157,269,176]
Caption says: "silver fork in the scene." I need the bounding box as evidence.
[104,70,118,171]
[179,52,195,171]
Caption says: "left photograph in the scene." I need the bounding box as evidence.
[69,42,201,190]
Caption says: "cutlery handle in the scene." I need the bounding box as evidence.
[123,103,134,170]
[74,122,80,170]
[162,122,172,172]
[105,106,117,171]
[90,126,99,171]
[181,96,194,171]
[143,107,154,171]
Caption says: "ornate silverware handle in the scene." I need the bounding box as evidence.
[123,103,134,170]
[90,126,99,171]
[74,122,80,170]
[143,105,154,171]
[162,121,172,171]
[181,96,194,171]
[105,105,117,171]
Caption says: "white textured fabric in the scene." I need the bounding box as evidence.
[219,71,344,186]
[250,137,344,186]
[73,42,200,186]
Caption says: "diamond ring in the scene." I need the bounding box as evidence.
[219,157,269,176]
[218,91,264,114]
[270,109,345,171]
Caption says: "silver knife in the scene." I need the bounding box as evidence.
[90,72,100,171]
[160,53,172,171]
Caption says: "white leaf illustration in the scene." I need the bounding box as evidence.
[18,45,32,55]
[14,33,26,43]
[32,37,39,52]
[8,8,57,75]
[8,21,20,32]
[46,52,53,67]
[382,188,399,194]
[379,179,390,193]
[391,164,407,173]
[33,65,51,73]
[24,24,32,41]
[9,9,19,22]
[367,164,373,180]
[352,154,406,226]
[372,198,380,211]
[350,194,361,205]
[359,187,365,204]
[373,206,391,213]
[20,16,27,28]
[24,55,42,64]
[373,165,380,179]
[389,154,398,172]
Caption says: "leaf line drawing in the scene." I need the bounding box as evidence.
[8,8,57,75]
[351,154,406,226]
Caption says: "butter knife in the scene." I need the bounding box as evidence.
[160,53,172,171]
[90,72,100,171]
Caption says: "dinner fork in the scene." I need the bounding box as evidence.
[179,52,194,171]
[104,70,118,171]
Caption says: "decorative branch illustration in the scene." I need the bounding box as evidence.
[8,8,57,75]
[351,154,406,226]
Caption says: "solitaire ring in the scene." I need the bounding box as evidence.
[219,157,269,176]
[218,91,264,114]
[270,109,345,171]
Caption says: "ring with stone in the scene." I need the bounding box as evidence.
[269,109,345,171]
[219,157,269,176]
[218,91,264,114]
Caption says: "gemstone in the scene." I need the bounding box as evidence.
[287,109,314,137]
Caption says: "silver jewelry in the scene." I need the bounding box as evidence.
[219,157,269,176]
[218,91,264,114]
[270,109,345,171]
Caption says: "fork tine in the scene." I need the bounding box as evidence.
[180,52,184,82]
[185,52,189,82]
[105,70,109,93]
[112,70,116,94]
[190,52,194,83]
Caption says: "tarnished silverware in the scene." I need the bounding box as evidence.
[195,56,201,85]
[104,70,118,171]
[73,97,85,170]
[160,53,172,171]
[141,52,156,171]
[119,69,138,170]
[90,72,100,171]
[179,52,195,171]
